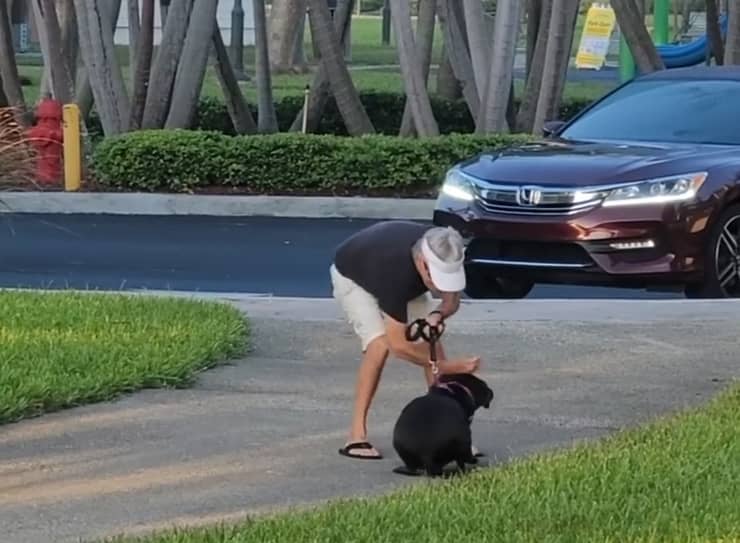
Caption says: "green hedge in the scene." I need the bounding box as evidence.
[88,92,593,138]
[193,92,594,136]
[92,130,533,195]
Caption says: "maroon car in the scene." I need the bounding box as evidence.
[433,65,740,299]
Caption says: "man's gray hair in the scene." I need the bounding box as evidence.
[413,226,465,263]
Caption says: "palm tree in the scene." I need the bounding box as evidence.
[399,0,436,137]
[142,0,193,129]
[212,25,257,134]
[532,0,578,134]
[611,0,665,73]
[463,0,489,100]
[477,0,520,133]
[725,0,740,64]
[165,0,220,128]
[306,0,374,135]
[516,0,551,132]
[129,0,154,129]
[288,0,355,133]
[269,0,308,73]
[127,0,140,80]
[32,0,75,104]
[391,0,438,136]
[73,0,129,135]
[706,0,725,65]
[253,0,278,132]
[435,0,479,121]
[532,0,577,135]
[0,0,26,118]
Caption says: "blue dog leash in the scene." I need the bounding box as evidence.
[406,317,445,383]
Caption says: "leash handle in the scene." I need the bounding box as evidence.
[405,318,445,380]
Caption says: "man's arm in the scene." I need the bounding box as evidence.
[431,291,461,319]
[383,313,480,375]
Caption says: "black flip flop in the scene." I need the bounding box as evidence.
[338,441,383,460]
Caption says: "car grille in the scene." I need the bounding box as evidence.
[473,183,606,216]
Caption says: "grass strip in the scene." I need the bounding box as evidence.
[0,290,248,424]
[113,382,739,543]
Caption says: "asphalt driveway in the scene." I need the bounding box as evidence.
[0,296,737,543]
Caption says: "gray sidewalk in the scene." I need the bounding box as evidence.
[0,297,738,543]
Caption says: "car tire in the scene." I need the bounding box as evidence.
[684,203,740,299]
[464,266,535,299]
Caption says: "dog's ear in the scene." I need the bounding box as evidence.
[482,387,494,408]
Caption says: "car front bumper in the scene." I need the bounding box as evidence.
[433,198,713,286]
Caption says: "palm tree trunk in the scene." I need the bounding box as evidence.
[288,0,354,133]
[212,25,257,134]
[463,0,489,100]
[32,0,75,103]
[436,42,462,99]
[391,0,438,136]
[306,0,374,135]
[128,0,154,129]
[435,0,479,120]
[253,0,278,132]
[127,0,141,81]
[531,0,577,135]
[706,0,724,65]
[141,0,193,129]
[725,0,740,64]
[269,0,308,73]
[611,0,665,73]
[525,0,542,76]
[516,0,551,133]
[477,0,520,133]
[75,0,121,120]
[0,0,26,117]
[165,0,219,128]
[74,0,130,135]
[399,0,436,137]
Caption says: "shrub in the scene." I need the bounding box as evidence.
[190,92,594,136]
[87,92,595,139]
[92,130,533,196]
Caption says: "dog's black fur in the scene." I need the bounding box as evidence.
[392,373,494,477]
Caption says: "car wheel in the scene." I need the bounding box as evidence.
[464,266,534,299]
[685,204,740,299]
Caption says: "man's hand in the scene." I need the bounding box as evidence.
[441,356,481,375]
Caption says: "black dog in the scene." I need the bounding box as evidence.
[392,373,494,477]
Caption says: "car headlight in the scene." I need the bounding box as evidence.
[599,172,707,207]
[440,169,475,202]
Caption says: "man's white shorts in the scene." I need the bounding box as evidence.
[330,264,435,352]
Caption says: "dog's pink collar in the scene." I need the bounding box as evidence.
[434,381,474,403]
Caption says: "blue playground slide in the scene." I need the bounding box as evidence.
[655,14,729,68]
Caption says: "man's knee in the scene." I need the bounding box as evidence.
[363,334,390,358]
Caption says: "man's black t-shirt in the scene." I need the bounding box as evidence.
[333,220,431,323]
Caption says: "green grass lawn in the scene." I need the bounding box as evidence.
[0,290,248,424]
[109,381,739,543]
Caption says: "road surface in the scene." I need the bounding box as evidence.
[0,214,682,299]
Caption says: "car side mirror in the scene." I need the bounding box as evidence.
[542,120,566,138]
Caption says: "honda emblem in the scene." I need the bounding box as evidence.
[517,186,543,206]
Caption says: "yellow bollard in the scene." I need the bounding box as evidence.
[62,103,81,192]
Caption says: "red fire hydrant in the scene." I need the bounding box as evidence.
[27,97,64,186]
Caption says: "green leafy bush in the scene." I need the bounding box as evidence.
[87,92,594,138]
[191,92,594,136]
[92,130,533,196]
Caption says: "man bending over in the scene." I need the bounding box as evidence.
[330,220,481,459]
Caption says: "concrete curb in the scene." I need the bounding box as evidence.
[19,287,740,324]
[0,192,437,219]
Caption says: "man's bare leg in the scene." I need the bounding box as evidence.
[344,335,389,457]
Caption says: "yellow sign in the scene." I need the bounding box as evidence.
[575,3,617,70]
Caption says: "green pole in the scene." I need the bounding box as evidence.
[653,0,670,44]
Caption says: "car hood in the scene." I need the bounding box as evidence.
[459,139,737,186]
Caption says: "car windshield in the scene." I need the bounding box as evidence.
[559,78,740,145]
